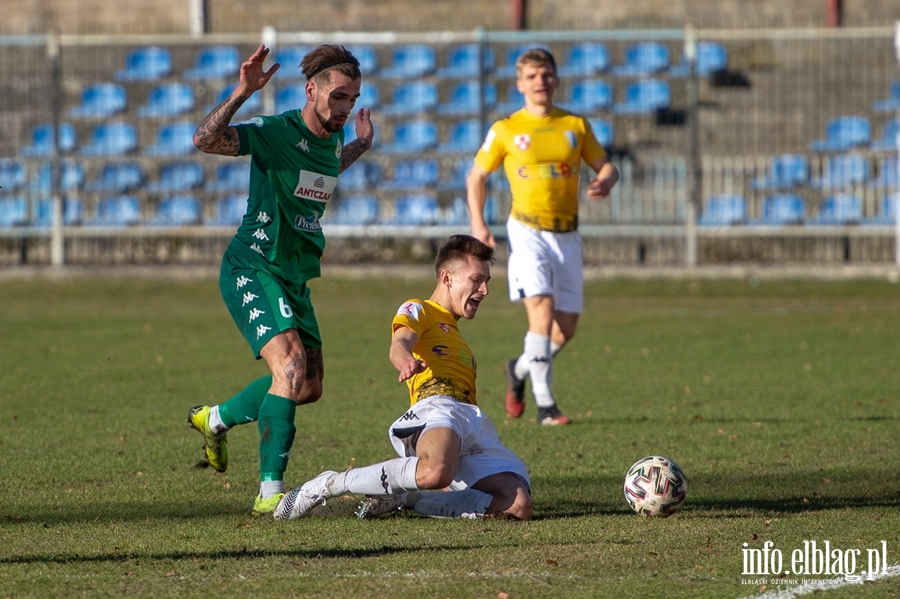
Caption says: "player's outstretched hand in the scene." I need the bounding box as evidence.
[238,45,279,96]
[397,358,427,383]
[355,107,374,147]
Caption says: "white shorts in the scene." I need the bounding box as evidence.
[388,395,531,492]
[506,217,584,314]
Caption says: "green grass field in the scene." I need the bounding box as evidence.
[1,273,899,598]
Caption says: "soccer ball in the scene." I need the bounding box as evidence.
[623,455,688,517]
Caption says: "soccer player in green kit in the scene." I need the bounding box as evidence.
[186,44,374,515]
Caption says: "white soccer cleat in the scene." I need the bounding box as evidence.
[355,494,406,519]
[273,470,338,521]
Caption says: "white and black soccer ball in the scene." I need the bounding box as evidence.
[623,455,688,517]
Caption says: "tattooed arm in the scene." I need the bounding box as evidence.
[193,45,279,156]
[340,107,374,172]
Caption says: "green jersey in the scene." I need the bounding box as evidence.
[230,110,344,283]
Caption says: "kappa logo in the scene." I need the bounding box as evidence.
[250,243,264,256]
[256,211,272,224]
[296,139,309,153]
[252,228,269,241]
[236,275,253,290]
[241,291,258,306]
[279,450,291,459]
[380,467,389,494]
[256,324,272,339]
[398,410,421,422]
[514,134,531,151]
[248,307,265,323]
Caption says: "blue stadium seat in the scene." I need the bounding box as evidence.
[610,42,670,77]
[147,161,205,193]
[86,195,141,226]
[872,81,900,113]
[115,46,172,81]
[206,85,262,118]
[357,82,381,109]
[439,195,498,226]
[147,195,203,226]
[338,160,382,190]
[437,158,472,191]
[669,41,729,77]
[612,79,671,114]
[79,122,138,156]
[494,44,550,78]
[34,198,84,227]
[274,84,305,114]
[862,193,899,225]
[137,83,195,118]
[346,44,379,75]
[809,116,871,152]
[326,195,379,225]
[386,194,440,225]
[437,119,483,154]
[558,42,610,77]
[808,194,862,225]
[182,45,241,80]
[84,161,145,193]
[0,197,29,227]
[205,161,251,193]
[381,159,439,189]
[698,194,747,225]
[811,154,869,189]
[749,154,810,190]
[273,45,313,79]
[588,118,615,148]
[436,44,495,78]
[0,159,27,194]
[381,81,438,115]
[379,44,436,78]
[436,81,497,116]
[870,119,899,152]
[19,122,77,156]
[379,120,438,154]
[563,79,613,114]
[69,83,127,118]
[29,160,85,195]
[749,194,805,225]
[143,121,196,156]
[494,82,525,115]
[205,195,246,227]
[868,156,899,189]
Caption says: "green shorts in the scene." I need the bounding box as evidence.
[219,249,322,358]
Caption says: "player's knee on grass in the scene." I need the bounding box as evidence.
[415,459,457,490]
[488,485,532,520]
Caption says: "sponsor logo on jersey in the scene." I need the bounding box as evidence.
[480,129,496,152]
[397,301,423,320]
[296,139,309,152]
[514,134,531,151]
[516,162,574,179]
[293,170,337,203]
[432,345,476,369]
[294,213,322,231]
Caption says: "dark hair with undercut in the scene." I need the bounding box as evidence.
[435,235,494,276]
[515,47,557,77]
[301,44,361,83]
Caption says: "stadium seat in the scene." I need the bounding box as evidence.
[34,198,84,227]
[182,45,241,80]
[205,194,247,227]
[338,160,382,191]
[558,42,610,77]
[870,119,899,152]
[381,81,438,115]
[143,121,196,156]
[868,156,899,189]
[437,119,483,154]
[115,46,172,81]
[357,82,381,109]
[0,197,29,227]
[436,81,497,116]
[273,45,313,79]
[669,41,729,77]
[612,79,671,114]
[206,84,262,117]
[386,194,440,225]
[274,84,306,114]
[86,195,141,226]
[326,195,379,225]
[79,122,138,156]
[697,194,747,225]
[749,194,805,225]
[0,159,27,194]
[610,42,670,77]
[205,161,251,193]
[29,160,85,195]
[69,83,127,118]
[494,82,525,115]
[749,154,810,190]
[346,44,379,75]
[588,118,615,148]
[19,122,77,156]
[84,161,145,194]
[439,195,498,225]
[379,44,436,79]
[494,44,550,78]
[563,79,613,114]
[137,83,195,118]
[147,195,203,226]
[437,158,472,191]
[147,161,205,193]
[436,44,495,78]
[808,194,862,225]
[862,192,899,225]
[811,153,869,189]
[809,116,871,152]
[381,159,439,190]
[379,120,438,154]
[871,80,900,113]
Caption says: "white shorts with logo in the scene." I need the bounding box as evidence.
[506,216,584,314]
[388,395,531,492]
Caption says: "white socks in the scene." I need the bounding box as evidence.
[208,405,229,435]
[332,457,420,496]
[411,489,493,519]
[260,480,285,499]
[516,331,556,408]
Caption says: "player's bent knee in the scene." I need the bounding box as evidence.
[506,494,533,520]
[296,378,323,405]
[416,462,456,490]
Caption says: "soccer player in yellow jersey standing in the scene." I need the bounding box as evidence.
[466,47,619,426]
[275,235,532,521]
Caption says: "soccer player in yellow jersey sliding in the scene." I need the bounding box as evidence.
[466,48,619,426]
[275,235,532,521]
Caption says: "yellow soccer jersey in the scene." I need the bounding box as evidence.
[474,107,607,232]
[392,299,478,406]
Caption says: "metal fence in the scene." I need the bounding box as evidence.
[0,25,898,266]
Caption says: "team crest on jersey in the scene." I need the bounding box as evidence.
[398,301,423,320]
[335,141,342,159]
[438,323,450,333]
[514,134,531,151]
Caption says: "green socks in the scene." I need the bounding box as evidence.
[258,393,297,481]
[218,376,272,428]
